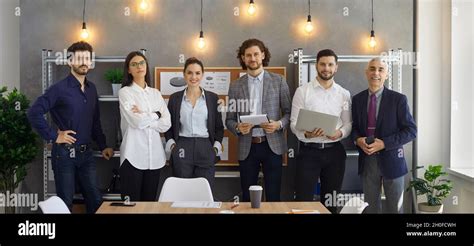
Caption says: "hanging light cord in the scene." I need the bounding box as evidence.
[82,0,86,23]
[371,0,374,30]
[200,0,203,32]
[308,0,311,16]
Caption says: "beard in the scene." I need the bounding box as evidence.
[317,70,335,81]
[72,65,89,76]
[246,61,262,71]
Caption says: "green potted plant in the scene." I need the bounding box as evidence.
[0,86,40,213]
[104,68,123,96]
[407,165,453,213]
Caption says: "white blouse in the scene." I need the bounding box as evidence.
[119,82,171,170]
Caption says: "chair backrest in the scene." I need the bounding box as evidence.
[340,196,369,214]
[38,196,70,214]
[158,177,214,202]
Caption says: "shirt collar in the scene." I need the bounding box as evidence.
[248,70,264,83]
[183,87,206,101]
[312,78,336,91]
[131,81,150,93]
[369,86,384,98]
[67,73,90,88]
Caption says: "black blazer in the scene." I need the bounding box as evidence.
[165,88,224,163]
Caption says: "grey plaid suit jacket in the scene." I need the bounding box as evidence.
[226,70,292,160]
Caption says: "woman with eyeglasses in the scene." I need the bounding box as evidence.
[164,57,224,191]
[118,51,171,202]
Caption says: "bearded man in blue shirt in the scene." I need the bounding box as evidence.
[28,41,114,213]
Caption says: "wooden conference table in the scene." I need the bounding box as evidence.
[97,201,331,214]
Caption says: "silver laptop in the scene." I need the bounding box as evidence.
[295,108,339,136]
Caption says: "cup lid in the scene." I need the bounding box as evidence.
[249,185,263,191]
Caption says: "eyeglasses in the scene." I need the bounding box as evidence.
[130,60,146,68]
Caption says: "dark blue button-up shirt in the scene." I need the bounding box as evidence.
[27,74,107,150]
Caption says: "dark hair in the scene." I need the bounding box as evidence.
[67,41,93,57]
[316,49,338,63]
[236,38,271,70]
[183,57,205,73]
[122,51,151,88]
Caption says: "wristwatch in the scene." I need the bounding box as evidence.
[155,111,161,119]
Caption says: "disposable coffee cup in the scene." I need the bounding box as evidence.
[249,185,263,208]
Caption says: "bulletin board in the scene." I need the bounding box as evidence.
[155,67,287,166]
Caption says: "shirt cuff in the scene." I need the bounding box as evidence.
[150,112,159,120]
[98,143,107,152]
[278,120,283,130]
[49,129,59,143]
[213,141,222,156]
[296,130,306,140]
[165,139,176,153]
[339,128,346,139]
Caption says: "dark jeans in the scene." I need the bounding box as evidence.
[295,142,346,214]
[51,144,102,214]
[119,159,161,202]
[239,141,282,202]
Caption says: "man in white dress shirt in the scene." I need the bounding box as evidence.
[290,49,352,213]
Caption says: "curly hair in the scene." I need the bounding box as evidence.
[67,41,93,57]
[236,38,271,70]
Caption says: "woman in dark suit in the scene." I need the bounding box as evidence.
[164,57,224,190]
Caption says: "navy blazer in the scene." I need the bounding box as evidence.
[351,87,417,179]
[165,88,224,163]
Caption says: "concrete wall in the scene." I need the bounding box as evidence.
[0,0,20,214]
[0,0,20,91]
[17,0,414,212]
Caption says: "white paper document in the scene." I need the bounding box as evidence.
[239,114,270,125]
[171,201,222,208]
[289,209,320,214]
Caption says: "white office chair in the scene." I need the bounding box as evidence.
[158,177,214,202]
[340,197,369,214]
[38,196,71,214]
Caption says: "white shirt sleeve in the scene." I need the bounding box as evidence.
[290,86,307,140]
[149,91,172,133]
[213,141,222,156]
[165,139,176,153]
[338,90,352,139]
[119,89,159,130]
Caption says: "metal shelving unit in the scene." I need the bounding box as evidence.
[41,48,146,201]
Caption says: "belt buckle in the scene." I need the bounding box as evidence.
[79,145,87,152]
[319,143,325,149]
[254,137,263,144]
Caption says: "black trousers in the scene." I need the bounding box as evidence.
[171,137,216,189]
[239,141,282,202]
[119,159,161,202]
[295,142,346,214]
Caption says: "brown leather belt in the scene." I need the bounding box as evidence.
[251,136,266,144]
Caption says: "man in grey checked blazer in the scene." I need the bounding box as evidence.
[226,38,291,202]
